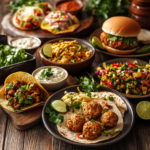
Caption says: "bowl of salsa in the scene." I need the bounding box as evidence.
[54,0,83,15]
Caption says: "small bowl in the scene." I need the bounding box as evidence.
[32,66,68,92]
[54,0,83,15]
[39,38,95,74]
[9,36,41,54]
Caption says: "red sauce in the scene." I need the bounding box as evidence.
[57,1,81,11]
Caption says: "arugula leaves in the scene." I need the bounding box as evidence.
[107,34,137,46]
[39,67,53,80]
[45,107,64,125]
[0,44,27,68]
[85,0,130,22]
[6,0,44,13]
[74,73,99,97]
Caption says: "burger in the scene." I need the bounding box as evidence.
[100,16,141,55]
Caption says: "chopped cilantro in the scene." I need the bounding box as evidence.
[18,85,28,93]
[71,60,75,63]
[103,96,107,100]
[73,101,82,109]
[29,83,34,87]
[6,83,14,90]
[109,96,114,101]
[91,119,95,123]
[23,112,28,116]
[27,95,33,100]
[39,67,53,80]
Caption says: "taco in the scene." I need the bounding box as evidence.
[55,90,127,143]
[12,6,45,30]
[0,72,49,113]
[40,10,80,34]
[36,2,53,15]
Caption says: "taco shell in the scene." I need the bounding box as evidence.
[40,16,80,34]
[0,72,49,113]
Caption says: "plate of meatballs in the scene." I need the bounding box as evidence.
[42,85,134,147]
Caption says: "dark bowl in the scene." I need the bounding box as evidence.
[42,85,134,147]
[39,38,95,74]
[54,0,83,15]
[92,58,150,99]
[0,35,36,84]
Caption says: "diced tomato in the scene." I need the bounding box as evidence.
[18,14,21,16]
[77,133,83,139]
[27,18,31,22]
[112,63,119,68]
[107,80,116,89]
[24,23,32,28]
[141,73,147,77]
[102,80,107,83]
[81,98,83,101]
[126,62,135,68]
[73,92,77,94]
[32,21,39,26]
[34,10,41,16]
[139,85,143,90]
[25,92,30,95]
[104,103,110,109]
[81,53,85,57]
[121,82,125,85]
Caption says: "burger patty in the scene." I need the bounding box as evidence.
[100,32,138,50]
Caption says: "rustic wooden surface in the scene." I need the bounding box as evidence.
[0,0,150,150]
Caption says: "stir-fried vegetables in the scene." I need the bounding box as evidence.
[95,61,150,95]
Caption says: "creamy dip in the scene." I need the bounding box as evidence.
[11,37,40,49]
[35,67,67,83]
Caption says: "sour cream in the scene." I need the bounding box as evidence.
[35,67,67,83]
[11,37,40,49]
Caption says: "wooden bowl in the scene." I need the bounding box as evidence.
[54,0,83,15]
[39,38,95,74]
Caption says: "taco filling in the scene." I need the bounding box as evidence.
[3,81,44,111]
[41,10,80,34]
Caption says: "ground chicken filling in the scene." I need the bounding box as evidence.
[3,80,44,110]
[100,32,138,50]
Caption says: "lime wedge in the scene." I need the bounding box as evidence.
[91,36,105,50]
[43,44,52,57]
[136,101,150,120]
[51,100,67,113]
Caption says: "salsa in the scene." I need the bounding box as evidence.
[57,1,81,11]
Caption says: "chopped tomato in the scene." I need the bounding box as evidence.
[139,85,143,90]
[126,62,136,68]
[121,82,125,85]
[144,80,150,87]
[73,92,77,94]
[25,92,30,95]
[112,63,119,68]
[27,18,31,22]
[81,53,85,57]
[34,10,41,15]
[32,21,39,26]
[104,103,110,109]
[77,133,83,139]
[24,23,32,28]
[107,80,116,89]
[18,14,21,16]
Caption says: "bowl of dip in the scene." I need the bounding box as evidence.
[9,36,41,54]
[54,0,83,15]
[32,66,68,91]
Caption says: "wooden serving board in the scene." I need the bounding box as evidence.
[1,11,93,41]
[0,75,77,130]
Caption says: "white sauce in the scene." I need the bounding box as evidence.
[11,37,40,49]
[35,67,67,83]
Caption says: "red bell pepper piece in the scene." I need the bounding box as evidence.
[107,80,116,89]
[126,62,136,68]
[77,133,83,139]
[25,92,30,95]
[112,63,119,68]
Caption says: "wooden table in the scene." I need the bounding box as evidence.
[0,0,150,150]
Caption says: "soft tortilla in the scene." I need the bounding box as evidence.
[57,100,123,144]
[12,6,44,30]
[0,72,49,113]
[40,16,80,34]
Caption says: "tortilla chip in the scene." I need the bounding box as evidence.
[0,72,49,113]
[40,16,80,34]
[57,100,123,144]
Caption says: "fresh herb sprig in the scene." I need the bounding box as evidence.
[85,0,130,22]
[45,107,64,125]
[70,101,82,113]
[6,0,44,13]
[39,67,53,80]
[74,73,99,97]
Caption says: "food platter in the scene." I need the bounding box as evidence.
[92,58,150,99]
[89,28,150,58]
[42,85,134,147]
[2,11,93,40]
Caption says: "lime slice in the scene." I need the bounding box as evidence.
[43,44,52,57]
[91,36,105,50]
[136,101,150,120]
[51,100,67,113]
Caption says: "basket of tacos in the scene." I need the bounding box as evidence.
[0,72,49,113]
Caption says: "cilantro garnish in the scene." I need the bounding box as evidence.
[91,119,95,123]
[103,96,107,100]
[39,67,53,80]
[23,112,28,116]
[73,101,82,109]
[18,85,29,93]
[74,73,99,97]
[29,83,34,87]
[45,107,64,125]
[6,83,14,90]
[27,95,33,100]
[71,60,75,63]
[109,96,114,101]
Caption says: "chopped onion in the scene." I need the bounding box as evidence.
[79,134,83,138]
[134,60,138,63]
[95,70,99,75]
[137,69,141,72]
[133,75,136,80]
[143,68,146,72]
[140,80,145,84]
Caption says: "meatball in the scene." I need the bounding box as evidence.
[83,121,102,140]
[67,113,85,132]
[82,101,102,120]
[101,111,118,128]
[100,32,138,50]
